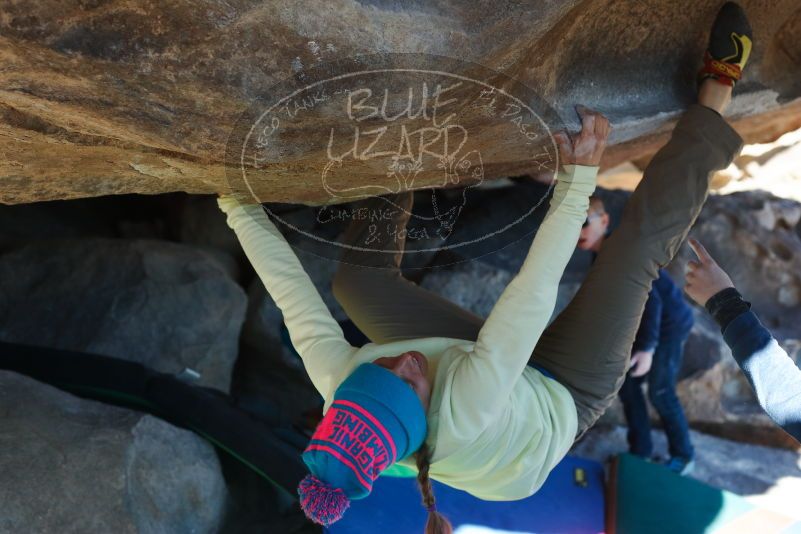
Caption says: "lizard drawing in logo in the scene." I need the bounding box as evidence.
[320,124,485,240]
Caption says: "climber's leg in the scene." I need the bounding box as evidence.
[531,0,752,437]
[333,192,483,344]
[531,103,743,437]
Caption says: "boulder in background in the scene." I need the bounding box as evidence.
[0,238,247,392]
[0,371,227,533]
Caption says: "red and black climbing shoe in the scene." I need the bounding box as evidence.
[699,2,753,87]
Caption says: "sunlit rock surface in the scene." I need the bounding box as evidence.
[2,0,801,204]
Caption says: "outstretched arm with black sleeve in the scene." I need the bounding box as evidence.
[685,238,801,443]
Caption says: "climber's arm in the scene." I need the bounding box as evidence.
[450,108,608,432]
[218,195,357,398]
[685,239,801,443]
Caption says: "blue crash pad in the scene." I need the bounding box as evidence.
[327,455,606,534]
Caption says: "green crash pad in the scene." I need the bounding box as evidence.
[608,453,801,534]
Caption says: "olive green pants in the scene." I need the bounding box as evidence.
[332,104,743,438]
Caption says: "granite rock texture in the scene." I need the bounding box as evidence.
[0,371,227,533]
[0,238,247,391]
[2,1,801,204]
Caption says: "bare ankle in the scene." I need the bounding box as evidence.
[698,79,733,114]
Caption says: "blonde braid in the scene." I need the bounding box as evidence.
[415,442,453,534]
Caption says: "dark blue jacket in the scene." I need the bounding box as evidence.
[632,270,694,353]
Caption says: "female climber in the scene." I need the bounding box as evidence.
[219,103,605,529]
[217,3,751,531]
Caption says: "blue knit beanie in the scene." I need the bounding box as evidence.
[298,363,427,525]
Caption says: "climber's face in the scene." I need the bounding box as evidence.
[577,206,609,252]
[373,351,432,411]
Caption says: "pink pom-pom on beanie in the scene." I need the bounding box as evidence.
[298,474,351,526]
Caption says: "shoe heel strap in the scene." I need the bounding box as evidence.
[699,52,741,87]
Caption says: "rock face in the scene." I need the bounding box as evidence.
[2,1,801,205]
[0,371,227,533]
[0,238,247,391]
[668,191,801,341]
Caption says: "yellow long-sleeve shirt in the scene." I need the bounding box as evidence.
[218,164,597,500]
